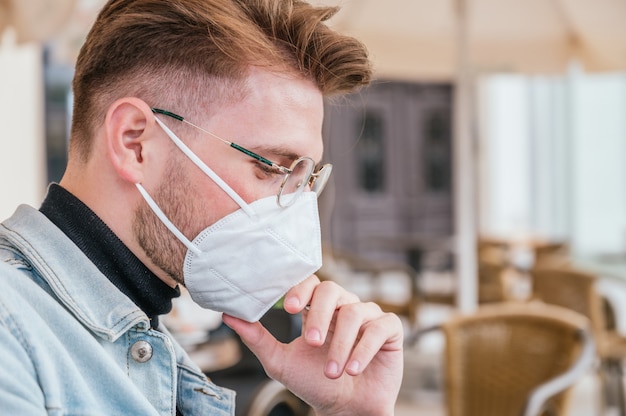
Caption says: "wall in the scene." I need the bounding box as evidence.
[479,69,626,255]
[0,31,46,220]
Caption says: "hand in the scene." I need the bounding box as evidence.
[222,275,404,416]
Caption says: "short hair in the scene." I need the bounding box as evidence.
[70,0,372,162]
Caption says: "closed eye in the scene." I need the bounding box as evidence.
[254,161,284,178]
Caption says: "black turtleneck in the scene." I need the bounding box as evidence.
[39,183,180,328]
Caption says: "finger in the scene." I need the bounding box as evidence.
[282,274,320,314]
[222,314,283,377]
[342,312,404,377]
[323,301,385,379]
[303,280,359,346]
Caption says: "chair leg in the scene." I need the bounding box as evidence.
[600,358,626,416]
[615,360,626,416]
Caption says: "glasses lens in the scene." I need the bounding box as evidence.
[278,158,315,207]
[311,164,332,195]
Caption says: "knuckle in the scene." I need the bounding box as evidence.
[332,337,356,353]
[337,302,362,319]
[365,301,383,311]
[366,310,400,333]
[385,310,404,327]
[318,279,340,291]
[364,316,387,332]
[316,280,361,303]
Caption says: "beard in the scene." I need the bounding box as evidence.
[132,163,200,285]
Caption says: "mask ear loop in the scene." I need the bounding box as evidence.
[153,115,257,218]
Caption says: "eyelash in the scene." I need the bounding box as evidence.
[255,161,282,177]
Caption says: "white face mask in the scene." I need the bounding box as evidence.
[135,115,323,322]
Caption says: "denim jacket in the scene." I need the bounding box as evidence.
[0,205,235,415]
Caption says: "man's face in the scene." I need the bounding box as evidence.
[133,68,325,282]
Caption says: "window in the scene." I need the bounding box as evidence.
[423,110,451,192]
[357,111,385,193]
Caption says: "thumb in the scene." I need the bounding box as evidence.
[222,314,282,374]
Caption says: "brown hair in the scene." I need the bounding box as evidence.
[70,0,371,162]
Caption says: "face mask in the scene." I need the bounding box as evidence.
[135,115,323,322]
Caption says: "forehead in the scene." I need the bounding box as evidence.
[199,68,325,162]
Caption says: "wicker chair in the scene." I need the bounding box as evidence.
[477,237,510,265]
[531,267,626,414]
[408,302,595,416]
[477,259,509,303]
[532,242,570,269]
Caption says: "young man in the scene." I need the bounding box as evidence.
[0,0,403,414]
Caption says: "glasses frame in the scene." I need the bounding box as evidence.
[151,108,332,207]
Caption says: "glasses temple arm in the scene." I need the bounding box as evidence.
[152,108,286,172]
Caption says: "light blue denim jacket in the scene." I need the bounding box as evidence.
[0,205,235,415]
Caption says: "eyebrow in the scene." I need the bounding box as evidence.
[248,144,302,164]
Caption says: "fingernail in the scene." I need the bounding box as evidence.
[306,329,321,343]
[283,296,299,308]
[347,360,360,373]
[326,360,339,376]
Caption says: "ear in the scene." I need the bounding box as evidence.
[105,98,156,184]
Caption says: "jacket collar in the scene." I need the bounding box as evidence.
[0,205,150,341]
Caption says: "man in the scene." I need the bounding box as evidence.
[0,0,403,414]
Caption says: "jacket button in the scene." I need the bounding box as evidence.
[130,340,153,363]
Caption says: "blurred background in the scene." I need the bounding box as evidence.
[2,0,626,415]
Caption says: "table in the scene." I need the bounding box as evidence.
[574,254,626,335]
[575,254,626,281]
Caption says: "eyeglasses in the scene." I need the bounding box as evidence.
[152,108,332,207]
